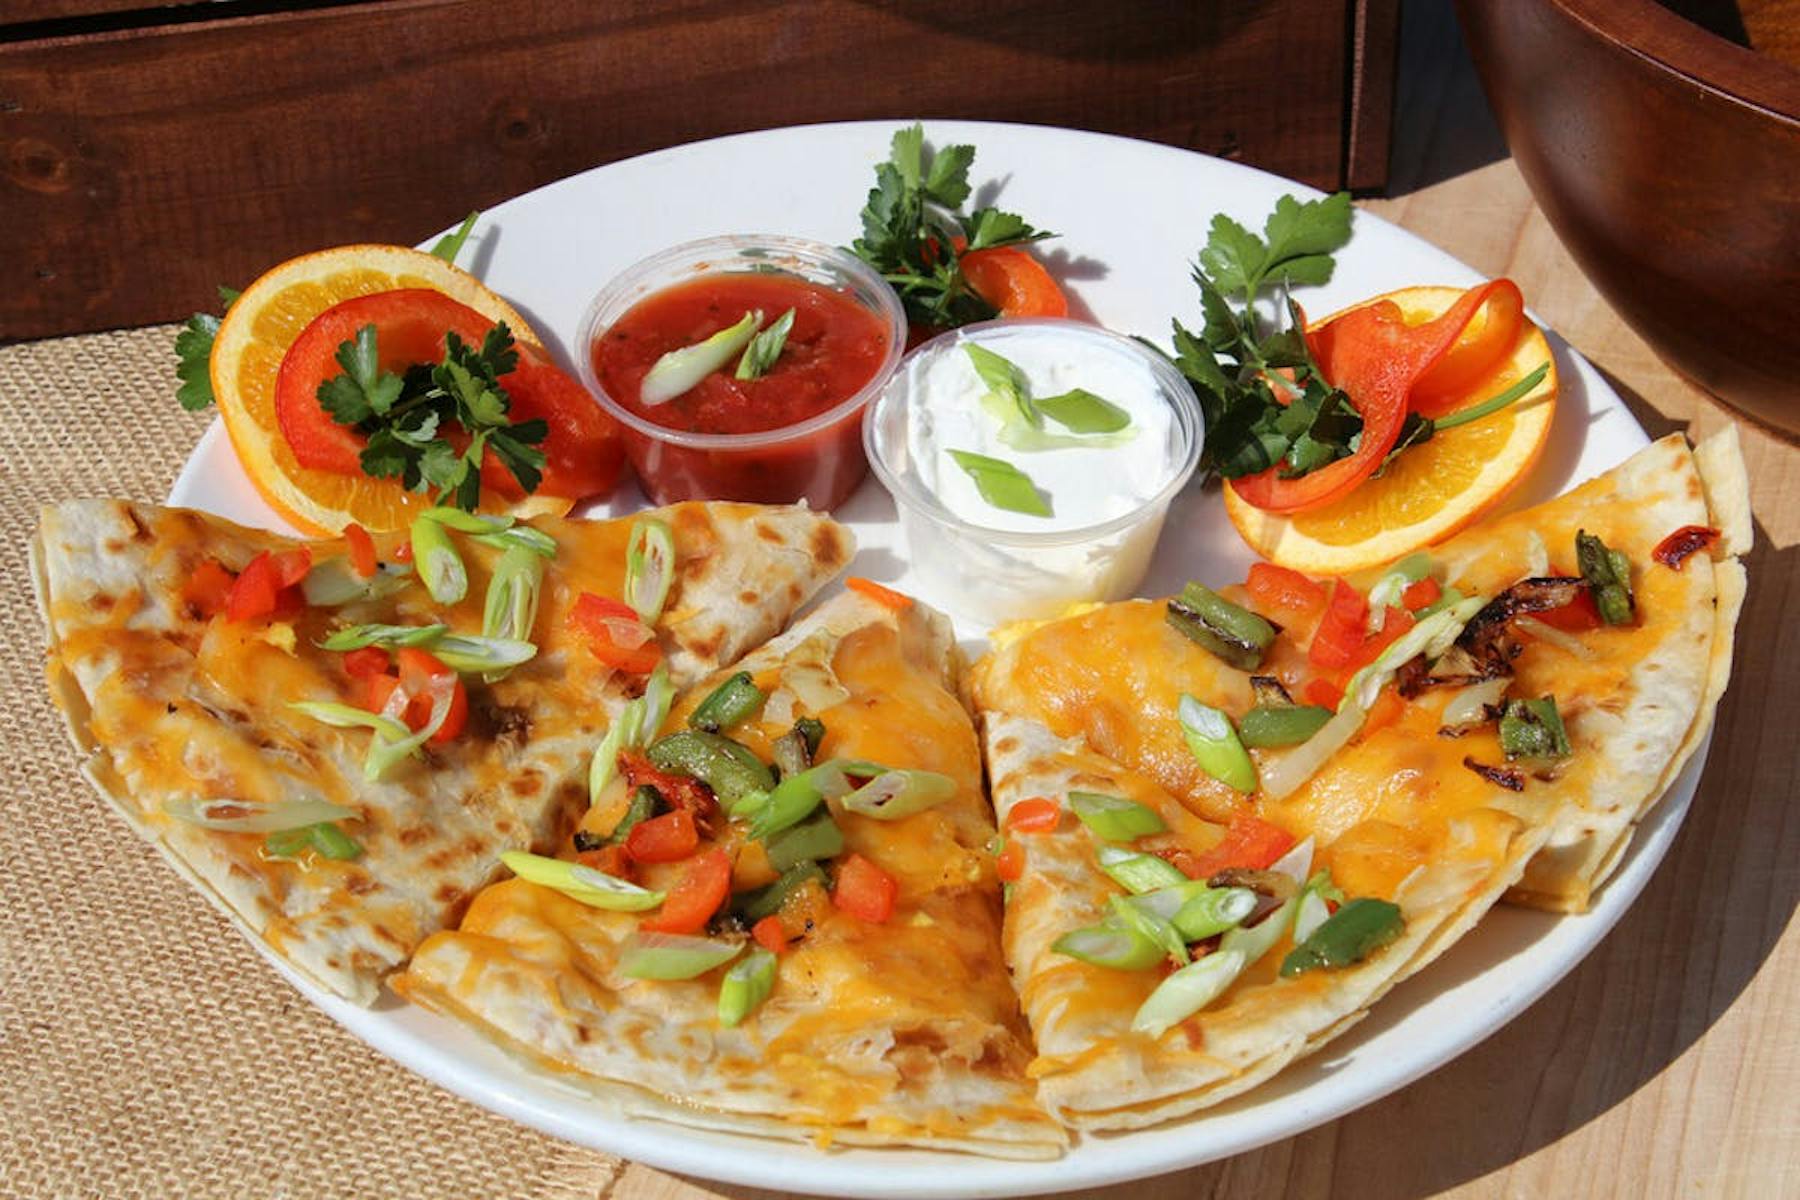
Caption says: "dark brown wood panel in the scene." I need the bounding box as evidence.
[0,0,1372,339]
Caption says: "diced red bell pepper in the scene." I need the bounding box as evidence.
[1246,563,1328,621]
[639,849,731,934]
[1401,576,1441,611]
[182,558,237,619]
[618,752,719,835]
[1153,846,1208,880]
[363,647,468,745]
[996,839,1026,883]
[569,592,662,674]
[1303,677,1345,709]
[343,521,378,579]
[624,809,699,864]
[832,853,898,923]
[1308,580,1368,670]
[1532,588,1602,632]
[751,915,790,955]
[1346,606,1415,673]
[575,843,634,881]
[1186,814,1296,880]
[1005,797,1062,834]
[341,646,392,680]
[225,548,312,623]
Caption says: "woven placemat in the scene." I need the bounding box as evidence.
[0,325,621,1200]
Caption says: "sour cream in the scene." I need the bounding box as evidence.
[864,319,1202,625]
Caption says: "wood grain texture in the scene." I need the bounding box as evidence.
[0,0,1371,340]
[598,6,1800,1196]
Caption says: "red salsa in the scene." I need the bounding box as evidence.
[589,272,895,508]
[594,273,889,434]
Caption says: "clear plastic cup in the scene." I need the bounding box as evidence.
[863,319,1203,626]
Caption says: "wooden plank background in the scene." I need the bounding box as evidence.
[0,0,1395,340]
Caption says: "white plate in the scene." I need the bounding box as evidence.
[168,120,1695,1198]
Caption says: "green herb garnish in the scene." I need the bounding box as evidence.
[946,448,1050,517]
[429,212,479,264]
[318,321,547,512]
[173,284,239,412]
[852,124,1054,329]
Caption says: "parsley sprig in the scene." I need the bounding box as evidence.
[318,322,547,512]
[1164,192,1358,480]
[851,124,1054,329]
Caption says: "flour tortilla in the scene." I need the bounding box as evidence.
[396,591,1067,1158]
[35,499,851,1004]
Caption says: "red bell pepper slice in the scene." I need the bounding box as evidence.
[639,849,731,934]
[182,558,237,619]
[1346,607,1416,673]
[751,915,790,955]
[1230,281,1512,514]
[832,853,898,923]
[1533,588,1602,632]
[1401,576,1442,611]
[341,646,392,680]
[364,647,469,745]
[343,521,378,579]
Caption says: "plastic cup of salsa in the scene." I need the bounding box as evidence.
[576,235,905,509]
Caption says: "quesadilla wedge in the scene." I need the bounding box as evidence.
[983,710,1548,1129]
[972,432,1748,914]
[396,588,1067,1158]
[35,499,851,1005]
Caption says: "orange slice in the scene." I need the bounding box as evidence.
[209,244,565,536]
[1225,286,1557,574]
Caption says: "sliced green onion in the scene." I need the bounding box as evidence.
[688,671,765,734]
[1177,695,1258,794]
[421,506,513,534]
[1051,923,1165,971]
[1267,835,1317,887]
[409,513,467,605]
[735,307,795,380]
[946,448,1050,518]
[300,558,411,607]
[590,698,645,802]
[1108,894,1188,966]
[1132,948,1247,1037]
[364,676,457,780]
[1280,898,1404,977]
[1237,704,1333,748]
[501,850,666,911]
[429,211,478,264]
[1366,553,1434,630]
[619,932,744,980]
[1220,891,1300,967]
[426,634,537,674]
[965,342,1038,427]
[717,946,778,1026]
[1036,387,1132,434]
[610,786,662,843]
[1095,845,1189,895]
[727,788,770,819]
[738,861,825,921]
[640,310,762,406]
[1499,696,1572,760]
[1577,530,1635,625]
[1293,887,1333,945]
[481,545,544,679]
[625,517,676,624]
[1069,791,1166,841]
[745,767,827,841]
[470,525,558,558]
[648,731,775,806]
[840,768,959,821]
[639,663,674,741]
[264,821,362,862]
[288,700,412,742]
[318,623,448,651]
[1169,885,1259,941]
[1166,583,1276,671]
[764,810,844,872]
[163,795,356,834]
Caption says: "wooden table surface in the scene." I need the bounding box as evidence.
[600,12,1800,1200]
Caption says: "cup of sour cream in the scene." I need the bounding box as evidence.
[863,318,1203,627]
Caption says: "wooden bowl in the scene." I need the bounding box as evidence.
[1457,0,1800,434]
